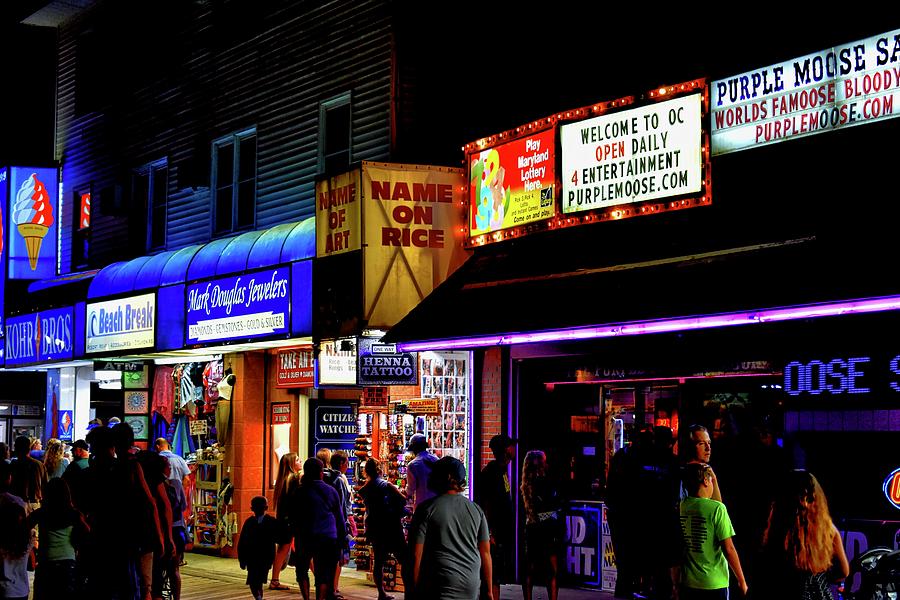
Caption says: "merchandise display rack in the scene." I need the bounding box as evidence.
[193,457,225,549]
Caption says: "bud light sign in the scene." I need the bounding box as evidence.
[187,268,290,344]
[5,306,74,366]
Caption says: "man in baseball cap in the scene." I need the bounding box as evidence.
[476,433,517,600]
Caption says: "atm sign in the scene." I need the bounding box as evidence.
[883,468,900,510]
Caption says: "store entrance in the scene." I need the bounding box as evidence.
[519,382,603,501]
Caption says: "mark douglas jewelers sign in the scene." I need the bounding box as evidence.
[187,268,290,344]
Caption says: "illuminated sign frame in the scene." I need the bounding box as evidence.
[85,293,156,354]
[466,128,557,244]
[884,467,900,510]
[5,306,74,366]
[557,80,710,229]
[712,28,900,155]
[185,267,291,345]
[463,80,711,247]
[561,88,707,216]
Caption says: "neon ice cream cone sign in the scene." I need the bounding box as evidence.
[13,173,54,271]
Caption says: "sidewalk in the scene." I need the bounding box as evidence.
[182,551,614,599]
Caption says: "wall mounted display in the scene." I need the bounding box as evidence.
[186,267,290,345]
[124,391,149,414]
[712,28,900,155]
[123,366,149,389]
[357,338,417,386]
[316,170,361,257]
[125,415,149,441]
[6,166,58,280]
[361,162,469,328]
[419,351,470,473]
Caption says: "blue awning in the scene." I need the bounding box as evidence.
[87,217,315,299]
[28,269,100,294]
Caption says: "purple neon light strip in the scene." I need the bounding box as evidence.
[397,295,900,352]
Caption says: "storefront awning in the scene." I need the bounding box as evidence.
[384,233,898,349]
[28,269,100,294]
[87,217,315,298]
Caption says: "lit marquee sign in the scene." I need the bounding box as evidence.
[467,128,556,242]
[561,92,704,214]
[712,28,900,155]
[884,467,900,510]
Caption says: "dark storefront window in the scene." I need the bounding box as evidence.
[319,94,351,175]
[133,159,168,251]
[72,187,91,269]
[212,129,257,234]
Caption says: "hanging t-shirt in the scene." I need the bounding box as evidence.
[679,496,736,590]
[204,360,223,398]
[152,365,175,423]
[202,360,223,414]
[180,364,196,409]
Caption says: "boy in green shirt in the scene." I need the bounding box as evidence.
[675,463,747,599]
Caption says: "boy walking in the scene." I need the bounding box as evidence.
[676,463,747,600]
[239,496,279,600]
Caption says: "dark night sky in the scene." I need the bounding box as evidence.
[413,9,898,144]
[0,3,895,167]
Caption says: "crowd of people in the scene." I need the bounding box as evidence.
[0,429,189,600]
[606,424,850,600]
[239,433,540,600]
[0,423,851,600]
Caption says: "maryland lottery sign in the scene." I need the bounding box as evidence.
[712,29,900,155]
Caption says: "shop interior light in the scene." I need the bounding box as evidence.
[153,354,221,365]
[397,294,900,352]
[93,369,123,380]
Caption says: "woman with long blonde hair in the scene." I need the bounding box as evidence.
[269,452,300,591]
[43,438,69,479]
[520,450,563,600]
[752,470,849,599]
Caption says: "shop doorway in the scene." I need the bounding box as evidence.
[519,382,603,501]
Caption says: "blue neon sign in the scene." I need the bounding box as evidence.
[186,267,290,345]
[5,306,74,366]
